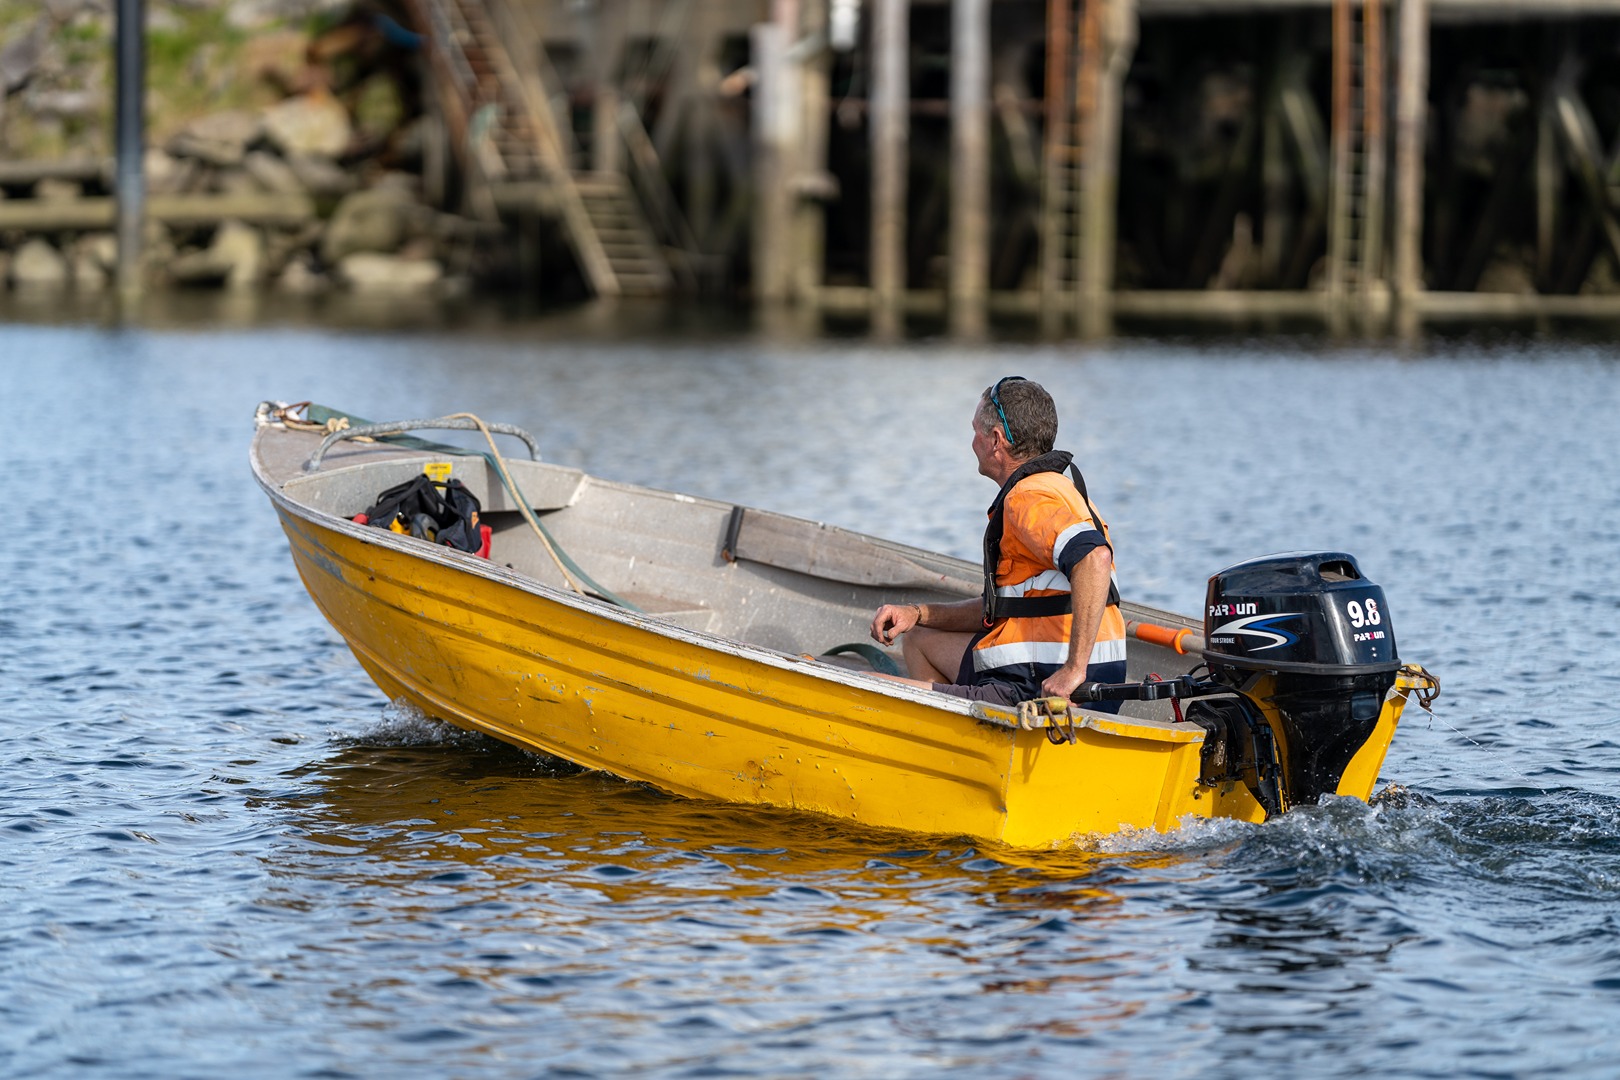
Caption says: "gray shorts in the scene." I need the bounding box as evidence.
[932,656,1129,713]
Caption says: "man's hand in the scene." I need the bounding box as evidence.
[870,604,920,646]
[1040,662,1089,701]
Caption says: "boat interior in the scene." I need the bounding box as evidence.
[262,428,1203,719]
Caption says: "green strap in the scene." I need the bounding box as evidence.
[307,405,641,613]
[820,643,903,677]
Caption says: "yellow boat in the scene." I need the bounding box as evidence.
[252,403,1437,848]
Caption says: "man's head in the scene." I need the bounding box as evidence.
[975,377,1059,462]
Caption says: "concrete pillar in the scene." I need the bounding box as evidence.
[949,0,990,337]
[871,0,908,334]
[115,0,145,299]
[1393,0,1428,312]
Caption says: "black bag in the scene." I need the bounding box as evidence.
[356,474,486,554]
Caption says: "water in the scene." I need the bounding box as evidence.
[3,312,1619,1077]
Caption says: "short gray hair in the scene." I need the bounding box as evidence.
[977,378,1058,459]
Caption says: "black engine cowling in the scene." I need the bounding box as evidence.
[1201,552,1400,810]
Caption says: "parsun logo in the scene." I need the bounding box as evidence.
[1209,611,1302,651]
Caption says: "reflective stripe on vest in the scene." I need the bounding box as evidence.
[997,569,1070,597]
[973,635,1128,671]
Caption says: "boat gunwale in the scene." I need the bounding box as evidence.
[250,423,1203,742]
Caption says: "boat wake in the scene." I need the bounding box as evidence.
[331,699,492,749]
[1081,785,1620,906]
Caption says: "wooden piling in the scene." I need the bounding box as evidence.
[793,0,832,305]
[589,0,626,176]
[1361,0,1386,294]
[871,0,908,334]
[1536,79,1562,289]
[949,0,990,337]
[751,15,793,302]
[1393,0,1427,307]
[1080,0,1134,337]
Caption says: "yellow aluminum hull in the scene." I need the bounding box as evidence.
[269,505,1416,848]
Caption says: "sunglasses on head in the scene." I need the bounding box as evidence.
[990,376,1027,444]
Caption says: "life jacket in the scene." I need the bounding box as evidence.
[981,450,1119,627]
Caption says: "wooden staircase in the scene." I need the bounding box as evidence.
[574,173,674,297]
[1327,0,1386,299]
[402,0,671,297]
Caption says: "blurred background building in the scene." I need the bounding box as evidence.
[5,0,1620,333]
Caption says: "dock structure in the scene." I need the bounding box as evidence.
[10,0,1620,328]
[417,0,1620,330]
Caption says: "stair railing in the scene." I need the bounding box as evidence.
[483,0,621,294]
[616,100,706,291]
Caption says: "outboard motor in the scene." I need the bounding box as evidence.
[1199,552,1400,812]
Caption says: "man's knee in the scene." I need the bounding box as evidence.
[907,626,974,683]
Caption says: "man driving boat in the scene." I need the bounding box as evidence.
[869,377,1128,712]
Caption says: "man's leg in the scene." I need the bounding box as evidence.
[902,626,977,683]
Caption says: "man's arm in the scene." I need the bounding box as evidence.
[1039,545,1114,699]
[870,596,981,646]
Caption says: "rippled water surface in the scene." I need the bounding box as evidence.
[3,313,1619,1078]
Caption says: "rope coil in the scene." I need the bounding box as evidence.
[1016,696,1082,744]
[1398,663,1441,714]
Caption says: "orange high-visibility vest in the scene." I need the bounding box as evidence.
[973,453,1126,687]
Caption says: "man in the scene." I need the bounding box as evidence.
[869,377,1128,711]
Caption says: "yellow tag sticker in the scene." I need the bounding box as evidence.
[422,462,453,482]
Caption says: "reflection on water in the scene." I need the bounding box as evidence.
[4,318,1619,1077]
[251,709,1206,1072]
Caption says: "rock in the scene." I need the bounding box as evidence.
[241,29,313,95]
[224,0,285,31]
[337,252,442,293]
[0,18,46,95]
[243,150,305,196]
[72,248,106,291]
[284,153,356,197]
[215,169,262,197]
[274,254,326,295]
[169,110,264,168]
[353,74,404,140]
[11,240,69,289]
[36,178,82,201]
[29,90,100,120]
[147,6,185,32]
[168,246,233,286]
[322,185,419,261]
[45,0,93,19]
[77,233,117,272]
[166,222,262,288]
[145,148,196,196]
[263,90,352,159]
[141,219,177,275]
[0,251,10,288]
[213,220,264,289]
